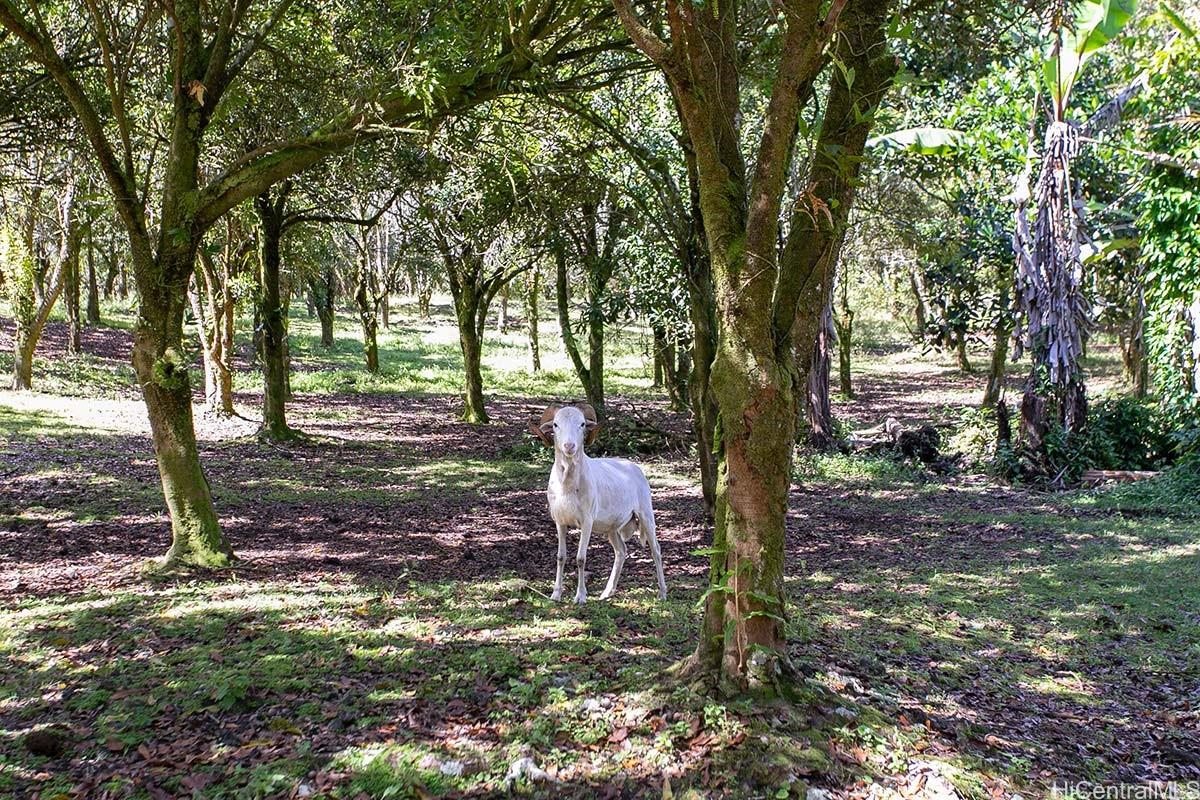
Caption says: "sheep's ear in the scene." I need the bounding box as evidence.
[576,403,600,445]
[531,405,558,447]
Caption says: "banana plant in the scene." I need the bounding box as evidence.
[1044,0,1138,118]
[1013,0,1137,447]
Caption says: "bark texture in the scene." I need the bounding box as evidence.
[255,189,294,440]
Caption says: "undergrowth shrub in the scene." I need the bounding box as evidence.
[948,406,997,469]
[999,395,1190,486]
[1074,397,1174,471]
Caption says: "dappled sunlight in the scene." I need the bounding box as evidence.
[4,318,1200,796]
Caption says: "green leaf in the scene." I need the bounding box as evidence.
[1160,3,1197,40]
[1081,237,1139,262]
[1043,0,1138,107]
[866,127,969,156]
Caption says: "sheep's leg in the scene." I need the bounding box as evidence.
[599,530,627,600]
[642,508,667,600]
[574,519,592,604]
[551,523,568,602]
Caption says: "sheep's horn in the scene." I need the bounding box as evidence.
[531,405,559,447]
[576,403,599,445]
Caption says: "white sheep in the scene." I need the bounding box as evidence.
[530,403,667,604]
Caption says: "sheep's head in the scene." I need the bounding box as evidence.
[531,403,599,456]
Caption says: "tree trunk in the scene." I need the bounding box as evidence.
[85,228,101,325]
[9,187,80,389]
[311,267,335,347]
[807,300,836,450]
[982,261,1013,408]
[646,0,895,690]
[556,248,592,399]
[459,317,488,423]
[131,244,234,568]
[64,235,83,355]
[355,253,379,373]
[117,253,128,300]
[526,267,541,372]
[909,268,928,342]
[833,306,854,398]
[555,242,608,412]
[104,248,119,298]
[955,330,972,373]
[448,269,489,424]
[982,325,1010,408]
[1123,292,1148,398]
[249,303,263,366]
[188,261,234,417]
[498,285,509,333]
[255,191,293,441]
[653,324,671,388]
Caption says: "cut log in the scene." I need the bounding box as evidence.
[1081,469,1159,486]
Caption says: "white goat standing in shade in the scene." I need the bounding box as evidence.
[531,403,667,604]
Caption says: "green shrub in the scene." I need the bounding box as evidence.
[1074,397,1175,471]
[1000,395,1184,485]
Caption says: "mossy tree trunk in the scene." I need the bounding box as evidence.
[446,253,492,424]
[616,0,895,691]
[310,266,336,347]
[955,329,973,373]
[6,183,80,390]
[354,250,380,374]
[434,226,528,423]
[255,187,294,440]
[554,196,619,414]
[190,222,246,418]
[653,323,690,412]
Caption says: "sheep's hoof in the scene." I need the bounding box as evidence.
[598,590,613,600]
[573,593,587,605]
[550,591,562,602]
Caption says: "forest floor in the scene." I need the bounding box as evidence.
[1,304,1198,800]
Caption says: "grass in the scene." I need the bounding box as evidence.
[0,577,858,798]
[248,300,659,401]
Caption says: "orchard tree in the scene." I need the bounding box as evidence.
[0,0,622,566]
[418,125,535,423]
[613,0,899,689]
